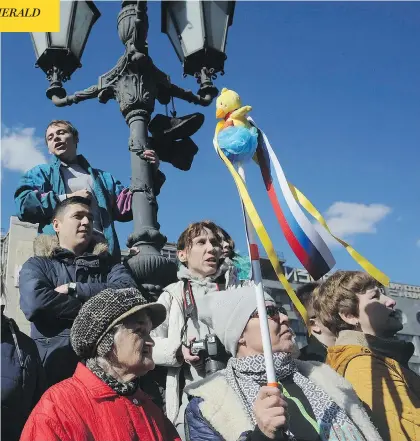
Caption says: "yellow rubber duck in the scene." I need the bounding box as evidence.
[216,88,253,130]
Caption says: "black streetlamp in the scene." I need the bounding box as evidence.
[30,0,235,293]
[162,1,235,97]
[31,1,101,99]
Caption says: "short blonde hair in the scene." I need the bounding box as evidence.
[312,270,379,336]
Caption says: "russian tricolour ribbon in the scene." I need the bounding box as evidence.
[253,118,335,280]
[214,117,389,323]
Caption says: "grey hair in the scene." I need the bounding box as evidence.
[95,323,124,359]
[91,309,153,362]
[87,323,126,378]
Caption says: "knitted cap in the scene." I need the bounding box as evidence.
[196,286,275,357]
[71,287,166,359]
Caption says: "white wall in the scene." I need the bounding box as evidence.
[3,217,38,335]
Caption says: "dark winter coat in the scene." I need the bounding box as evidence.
[298,335,328,363]
[186,397,282,441]
[1,314,46,441]
[19,235,137,386]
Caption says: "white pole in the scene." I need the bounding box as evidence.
[237,163,276,386]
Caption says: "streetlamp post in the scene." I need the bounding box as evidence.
[30,0,235,293]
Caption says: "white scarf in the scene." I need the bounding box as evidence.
[226,353,366,441]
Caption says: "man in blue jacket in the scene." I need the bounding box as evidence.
[19,196,137,386]
[14,119,163,262]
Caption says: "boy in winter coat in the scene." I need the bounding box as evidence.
[313,270,420,441]
[14,119,162,262]
[19,197,137,386]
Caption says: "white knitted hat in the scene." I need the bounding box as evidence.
[196,286,275,357]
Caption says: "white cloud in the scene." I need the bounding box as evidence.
[1,126,47,173]
[416,239,420,248]
[315,202,391,247]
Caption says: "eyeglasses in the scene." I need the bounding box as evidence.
[250,305,288,321]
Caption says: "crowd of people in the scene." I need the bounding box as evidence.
[1,119,419,441]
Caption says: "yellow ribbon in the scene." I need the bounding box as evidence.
[288,183,390,287]
[214,123,309,326]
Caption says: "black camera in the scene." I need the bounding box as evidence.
[190,334,227,375]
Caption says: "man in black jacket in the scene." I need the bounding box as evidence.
[1,283,46,441]
[19,196,137,386]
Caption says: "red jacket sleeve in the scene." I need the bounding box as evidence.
[20,394,88,441]
[20,413,71,441]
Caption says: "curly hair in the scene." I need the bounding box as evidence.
[177,221,222,251]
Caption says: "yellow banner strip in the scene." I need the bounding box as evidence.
[288,183,390,287]
[214,124,309,326]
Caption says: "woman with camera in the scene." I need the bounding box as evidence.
[151,221,240,438]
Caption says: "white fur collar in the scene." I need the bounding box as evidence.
[186,372,252,441]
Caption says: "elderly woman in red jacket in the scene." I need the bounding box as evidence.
[20,287,181,441]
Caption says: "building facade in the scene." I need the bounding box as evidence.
[1,217,38,335]
[2,216,420,373]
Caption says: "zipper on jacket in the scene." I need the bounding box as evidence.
[8,319,24,368]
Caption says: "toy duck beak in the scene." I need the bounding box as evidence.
[216,108,225,119]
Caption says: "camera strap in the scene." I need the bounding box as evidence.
[182,279,220,319]
[180,279,217,346]
[183,280,196,319]
[180,280,195,346]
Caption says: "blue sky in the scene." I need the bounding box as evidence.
[1,1,419,285]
